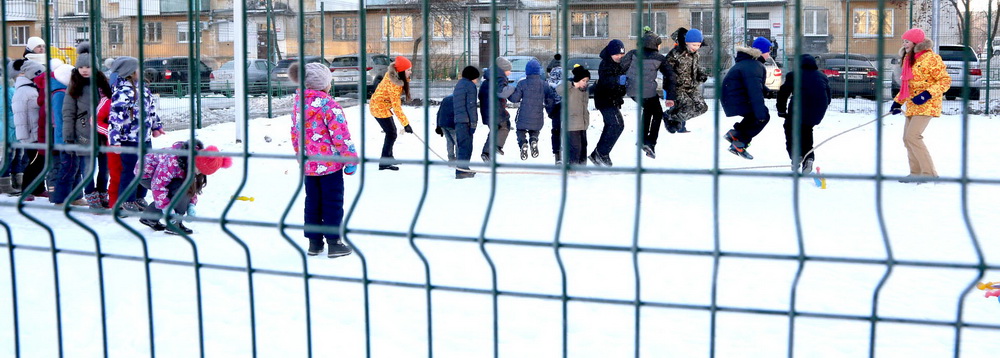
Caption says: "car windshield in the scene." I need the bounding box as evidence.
[276,59,296,69]
[939,47,977,62]
[220,61,235,70]
[567,58,601,72]
[331,57,359,67]
[509,58,534,72]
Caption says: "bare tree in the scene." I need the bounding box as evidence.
[948,0,1000,49]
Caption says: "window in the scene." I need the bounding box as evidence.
[75,0,87,14]
[631,12,667,37]
[690,10,714,36]
[75,26,89,42]
[178,22,190,43]
[746,12,770,21]
[383,15,413,39]
[218,21,233,42]
[108,23,123,44]
[803,9,828,36]
[433,15,453,39]
[853,9,893,38]
[571,12,608,39]
[9,26,29,46]
[144,22,162,43]
[333,17,358,40]
[529,12,551,38]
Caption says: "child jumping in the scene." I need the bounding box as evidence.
[508,59,557,160]
[665,28,709,133]
[776,54,831,174]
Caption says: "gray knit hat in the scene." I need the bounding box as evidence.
[18,60,45,80]
[288,62,333,91]
[496,57,512,72]
[109,56,139,78]
[75,42,92,68]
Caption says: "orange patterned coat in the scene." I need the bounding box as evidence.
[369,62,410,126]
[894,39,951,118]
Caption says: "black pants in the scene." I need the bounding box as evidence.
[140,178,191,216]
[515,129,540,148]
[304,171,345,245]
[20,149,46,196]
[567,130,588,165]
[639,97,663,148]
[783,119,816,161]
[549,103,562,154]
[119,141,150,203]
[455,122,476,172]
[594,107,624,157]
[375,117,397,166]
[481,118,511,154]
[732,113,770,146]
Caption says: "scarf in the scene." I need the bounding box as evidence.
[899,50,928,101]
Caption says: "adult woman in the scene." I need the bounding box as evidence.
[368,56,413,171]
[890,28,951,183]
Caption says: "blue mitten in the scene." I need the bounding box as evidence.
[910,91,932,105]
[889,101,902,115]
[618,75,627,86]
[344,164,357,175]
[187,204,197,217]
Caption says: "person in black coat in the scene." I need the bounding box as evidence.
[479,58,516,162]
[721,37,772,160]
[508,59,557,160]
[546,53,562,74]
[589,39,628,166]
[776,54,831,174]
[621,30,677,159]
[452,66,480,179]
[436,95,457,162]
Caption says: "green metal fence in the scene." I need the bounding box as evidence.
[2,0,999,356]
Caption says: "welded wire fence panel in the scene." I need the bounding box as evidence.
[1,0,1000,357]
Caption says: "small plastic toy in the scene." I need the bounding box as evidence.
[814,167,827,189]
[234,196,255,202]
[975,282,1000,303]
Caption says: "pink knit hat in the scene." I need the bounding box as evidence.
[195,146,233,175]
[902,28,926,43]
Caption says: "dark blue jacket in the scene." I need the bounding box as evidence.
[452,78,478,125]
[478,68,515,125]
[776,54,831,126]
[509,75,557,131]
[594,42,628,109]
[721,47,769,120]
[437,95,455,128]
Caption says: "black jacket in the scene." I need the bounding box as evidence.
[451,78,478,125]
[594,43,628,109]
[776,54,831,126]
[721,46,769,120]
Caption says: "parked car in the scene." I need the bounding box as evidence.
[209,59,275,96]
[504,56,540,84]
[141,57,213,97]
[566,55,601,97]
[270,56,332,92]
[763,56,782,97]
[892,45,981,100]
[328,54,391,96]
[813,53,879,100]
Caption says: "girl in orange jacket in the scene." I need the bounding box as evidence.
[369,56,413,171]
[890,28,951,182]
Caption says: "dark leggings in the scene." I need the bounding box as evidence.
[375,117,397,165]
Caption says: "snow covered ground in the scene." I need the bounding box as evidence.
[1,97,999,357]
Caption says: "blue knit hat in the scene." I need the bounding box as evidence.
[525,58,541,76]
[752,37,772,55]
[685,29,703,44]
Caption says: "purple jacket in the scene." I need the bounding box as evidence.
[139,141,198,210]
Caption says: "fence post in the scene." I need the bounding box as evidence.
[321,3,325,61]
[988,4,993,116]
[844,0,851,112]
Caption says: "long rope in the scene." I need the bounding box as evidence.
[408,113,884,175]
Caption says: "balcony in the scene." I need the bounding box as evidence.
[5,0,39,21]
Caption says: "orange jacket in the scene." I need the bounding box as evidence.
[894,39,951,118]
[369,62,410,126]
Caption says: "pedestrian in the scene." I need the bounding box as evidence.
[11,59,45,200]
[546,53,562,74]
[369,56,413,171]
[1,62,22,195]
[62,42,114,209]
[452,65,480,179]
[47,59,83,206]
[590,39,628,166]
[137,141,232,236]
[561,65,591,166]
[436,94,458,162]
[288,62,358,256]
[479,57,515,162]
[108,56,165,214]
[23,37,45,60]
[547,64,564,164]
[776,54,831,174]
[666,28,709,133]
[721,37,773,160]
[621,30,677,159]
[508,59,557,161]
[890,28,951,183]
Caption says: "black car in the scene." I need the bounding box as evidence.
[813,54,879,100]
[142,57,214,97]
[566,56,601,97]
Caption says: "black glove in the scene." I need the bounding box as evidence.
[777,112,788,119]
[889,101,903,115]
[910,90,932,105]
[434,126,443,137]
[696,71,708,83]
[404,124,414,134]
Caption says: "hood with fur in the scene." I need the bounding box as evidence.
[899,38,935,57]
[383,62,405,87]
[735,46,763,60]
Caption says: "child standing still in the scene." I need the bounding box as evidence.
[561,65,591,166]
[289,62,359,258]
[508,59,557,161]
[776,54,831,174]
[11,59,45,200]
[108,56,165,212]
[137,140,230,235]
[451,66,480,179]
[479,57,515,162]
[435,94,458,162]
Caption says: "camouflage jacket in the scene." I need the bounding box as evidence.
[667,48,708,92]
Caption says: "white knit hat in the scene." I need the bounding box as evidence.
[53,63,75,86]
[26,37,45,52]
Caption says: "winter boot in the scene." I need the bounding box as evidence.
[496,146,505,156]
[99,192,110,208]
[554,151,562,165]
[139,218,167,231]
[666,120,678,134]
[165,220,194,235]
[0,177,20,195]
[328,239,353,258]
[530,140,539,158]
[307,241,324,256]
[801,158,814,175]
[601,154,613,167]
[378,165,400,171]
[728,141,754,160]
[456,171,476,179]
[676,121,690,133]
[481,152,491,162]
[12,173,23,192]
[642,145,656,159]
[84,192,102,209]
[520,143,529,160]
[588,152,605,166]
[724,129,739,144]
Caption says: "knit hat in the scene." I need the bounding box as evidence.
[461,65,480,80]
[108,56,139,78]
[752,37,772,55]
[16,59,45,80]
[496,57,513,72]
[75,42,92,68]
[26,37,45,52]
[606,39,626,55]
[6,60,17,79]
[54,63,75,86]
[902,28,926,43]
[301,62,333,90]
[394,56,412,72]
[195,146,233,175]
[103,58,115,70]
[571,64,590,83]
[642,31,662,50]
[685,29,704,44]
[525,58,542,76]
[554,54,561,61]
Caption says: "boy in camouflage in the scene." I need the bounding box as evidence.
[665,28,709,133]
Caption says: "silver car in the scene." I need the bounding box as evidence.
[891,45,982,100]
[329,54,391,96]
[210,59,275,96]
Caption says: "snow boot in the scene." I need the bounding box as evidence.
[481,152,491,162]
[554,151,562,165]
[456,171,476,179]
[642,145,656,159]
[378,165,400,171]
[676,121,690,133]
[602,153,613,167]
[328,240,353,258]
[666,120,678,134]
[307,241,324,256]
[801,158,814,175]
[165,220,194,235]
[12,173,23,192]
[530,140,539,158]
[99,192,110,208]
[84,192,102,209]
[588,152,605,166]
[728,141,754,160]
[520,143,529,160]
[496,146,505,156]
[0,177,20,195]
[139,218,167,231]
[724,129,738,143]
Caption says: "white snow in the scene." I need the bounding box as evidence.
[1,98,999,357]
